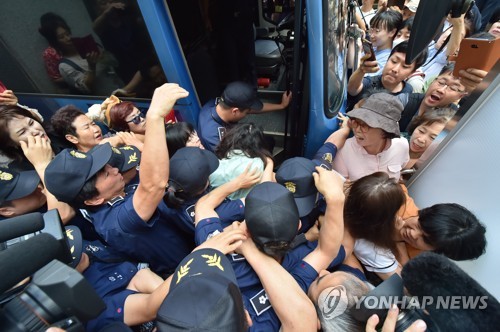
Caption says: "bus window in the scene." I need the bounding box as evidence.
[0,0,163,98]
[325,0,348,117]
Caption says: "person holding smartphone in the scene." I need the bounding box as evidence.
[39,12,138,96]
[347,41,428,111]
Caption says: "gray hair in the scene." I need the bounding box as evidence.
[315,272,373,332]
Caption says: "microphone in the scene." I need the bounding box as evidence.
[0,212,44,243]
[0,233,62,294]
[402,252,500,331]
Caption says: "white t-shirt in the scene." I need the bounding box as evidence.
[356,7,377,29]
[354,239,398,273]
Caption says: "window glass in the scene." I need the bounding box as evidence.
[325,0,348,117]
[0,0,162,98]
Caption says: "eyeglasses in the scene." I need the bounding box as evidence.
[350,118,370,133]
[126,113,144,125]
[433,79,466,93]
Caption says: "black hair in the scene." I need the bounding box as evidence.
[407,111,451,135]
[438,62,456,76]
[215,123,272,165]
[0,105,45,162]
[166,122,195,158]
[418,203,487,260]
[400,16,414,31]
[163,180,191,209]
[344,172,405,253]
[72,174,99,209]
[370,10,403,39]
[38,12,71,52]
[390,41,428,70]
[50,105,85,139]
[255,241,291,261]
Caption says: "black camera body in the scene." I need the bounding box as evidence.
[0,211,105,331]
[352,274,440,332]
[0,210,72,264]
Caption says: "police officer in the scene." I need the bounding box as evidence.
[45,84,193,275]
[162,147,249,235]
[193,168,347,331]
[197,81,291,152]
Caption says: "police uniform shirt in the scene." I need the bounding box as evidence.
[195,216,346,331]
[312,142,338,169]
[164,196,245,235]
[89,186,194,274]
[197,100,232,152]
[83,255,138,331]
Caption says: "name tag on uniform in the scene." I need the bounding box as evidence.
[230,253,246,262]
[250,289,272,316]
[218,127,227,140]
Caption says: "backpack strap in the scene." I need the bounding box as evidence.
[60,58,85,72]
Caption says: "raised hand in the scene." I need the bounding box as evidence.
[148,83,189,120]
[312,166,345,201]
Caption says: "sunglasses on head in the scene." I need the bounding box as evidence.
[126,113,144,125]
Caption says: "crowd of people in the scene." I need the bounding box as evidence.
[1,0,499,331]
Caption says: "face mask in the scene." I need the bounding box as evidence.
[393,38,405,47]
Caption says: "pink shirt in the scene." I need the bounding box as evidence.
[332,137,409,181]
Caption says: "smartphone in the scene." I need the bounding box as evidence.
[362,39,376,62]
[453,35,500,77]
[72,35,100,58]
[0,81,6,93]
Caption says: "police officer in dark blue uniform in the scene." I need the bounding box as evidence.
[163,147,247,235]
[193,167,347,330]
[197,81,263,152]
[45,84,193,275]
[197,81,291,152]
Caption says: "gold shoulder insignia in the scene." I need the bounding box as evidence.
[70,150,86,159]
[112,147,121,154]
[0,171,13,181]
[284,182,296,194]
[121,146,133,151]
[128,152,138,164]
[202,253,224,271]
[66,229,74,240]
[176,258,194,284]
[323,153,333,163]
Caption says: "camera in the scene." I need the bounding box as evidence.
[0,210,71,263]
[352,274,440,331]
[0,211,105,331]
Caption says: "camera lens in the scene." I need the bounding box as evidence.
[396,309,421,331]
[0,284,64,331]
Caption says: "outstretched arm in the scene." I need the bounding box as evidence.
[324,113,350,149]
[250,91,292,113]
[123,227,247,326]
[303,167,345,272]
[134,84,189,221]
[239,227,317,332]
[194,165,262,225]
